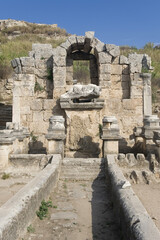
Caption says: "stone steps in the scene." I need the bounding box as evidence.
[60,158,105,180]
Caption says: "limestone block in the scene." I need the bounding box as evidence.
[22,67,35,74]
[11,58,22,74]
[43,111,52,122]
[53,67,66,88]
[106,44,120,57]
[21,114,26,122]
[20,106,30,115]
[103,140,119,155]
[33,111,44,122]
[30,122,48,134]
[92,38,105,53]
[60,39,72,52]
[85,31,95,40]
[35,59,47,69]
[47,140,64,155]
[20,57,35,67]
[129,53,143,73]
[26,114,33,122]
[111,65,122,75]
[31,99,43,111]
[112,56,120,65]
[131,86,143,98]
[76,36,85,45]
[52,46,67,57]
[53,56,66,67]
[32,43,52,52]
[120,55,129,65]
[122,99,136,110]
[98,52,112,64]
[99,64,111,74]
[0,144,13,168]
[99,80,111,88]
[68,35,77,47]
[84,32,94,53]
[43,99,54,110]
[99,73,111,82]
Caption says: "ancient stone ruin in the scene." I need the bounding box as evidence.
[1,32,160,240]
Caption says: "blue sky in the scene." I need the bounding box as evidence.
[1,0,160,48]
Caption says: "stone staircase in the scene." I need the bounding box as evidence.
[0,103,12,129]
[60,158,105,181]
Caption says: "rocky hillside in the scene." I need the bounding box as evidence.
[0,19,69,103]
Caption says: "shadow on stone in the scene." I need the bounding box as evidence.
[29,141,47,154]
[91,159,122,239]
[74,136,100,158]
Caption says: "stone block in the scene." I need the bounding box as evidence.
[99,64,111,74]
[122,99,135,110]
[43,99,54,110]
[98,52,112,64]
[103,140,119,155]
[22,67,35,74]
[33,111,44,122]
[43,111,52,122]
[112,56,120,65]
[106,44,120,57]
[52,46,67,57]
[92,38,105,53]
[120,55,129,65]
[20,106,30,115]
[111,65,122,75]
[30,122,48,134]
[30,99,43,111]
[99,73,111,82]
[53,56,66,67]
[85,31,95,40]
[32,43,52,52]
[20,57,35,67]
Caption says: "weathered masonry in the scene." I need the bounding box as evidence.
[9,31,152,157]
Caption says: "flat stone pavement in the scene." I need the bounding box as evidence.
[22,159,122,240]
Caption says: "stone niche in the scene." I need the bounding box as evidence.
[10,31,153,156]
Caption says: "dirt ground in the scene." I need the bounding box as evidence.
[22,175,121,240]
[132,182,160,230]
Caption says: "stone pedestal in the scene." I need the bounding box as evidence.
[46,116,66,157]
[143,115,160,154]
[101,116,121,156]
[153,131,160,162]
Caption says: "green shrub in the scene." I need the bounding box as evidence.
[36,200,53,220]
[34,82,44,93]
[2,173,10,180]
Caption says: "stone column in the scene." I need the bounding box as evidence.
[141,73,152,116]
[101,116,121,156]
[143,115,160,153]
[46,116,66,157]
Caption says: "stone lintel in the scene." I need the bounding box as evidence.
[60,99,104,109]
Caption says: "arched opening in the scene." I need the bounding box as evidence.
[66,50,99,86]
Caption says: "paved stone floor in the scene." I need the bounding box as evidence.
[22,159,122,240]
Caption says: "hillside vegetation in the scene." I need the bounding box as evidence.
[0,21,68,79]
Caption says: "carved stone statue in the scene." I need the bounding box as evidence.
[60,84,101,100]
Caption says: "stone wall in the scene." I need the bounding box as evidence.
[10,32,153,156]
